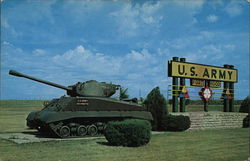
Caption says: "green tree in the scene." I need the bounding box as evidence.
[144,87,168,131]
[119,87,129,100]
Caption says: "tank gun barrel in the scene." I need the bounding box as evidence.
[9,70,72,91]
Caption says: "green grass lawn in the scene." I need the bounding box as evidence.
[0,128,249,161]
[0,100,248,161]
[0,100,44,133]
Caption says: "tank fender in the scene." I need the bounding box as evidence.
[37,111,153,124]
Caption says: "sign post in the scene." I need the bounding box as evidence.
[229,65,234,112]
[179,58,186,112]
[223,64,230,112]
[172,57,179,112]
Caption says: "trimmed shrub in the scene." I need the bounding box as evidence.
[104,119,151,147]
[161,114,191,131]
[243,115,250,128]
[159,115,168,131]
[239,96,250,113]
[144,87,168,131]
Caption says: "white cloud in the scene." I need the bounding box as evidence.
[224,1,243,17]
[198,31,215,39]
[184,52,208,63]
[52,45,159,77]
[110,2,163,37]
[203,44,221,53]
[125,49,152,61]
[1,17,22,37]
[223,44,235,50]
[32,49,46,56]
[109,0,205,38]
[2,41,11,46]
[1,18,9,28]
[207,14,218,23]
[174,0,204,10]
[183,42,237,63]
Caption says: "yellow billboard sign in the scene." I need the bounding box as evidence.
[168,61,237,82]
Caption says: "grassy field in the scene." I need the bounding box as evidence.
[0,100,44,133]
[0,100,248,161]
[0,129,249,161]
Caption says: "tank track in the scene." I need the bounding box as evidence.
[47,121,107,138]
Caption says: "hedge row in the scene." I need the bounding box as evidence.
[160,115,191,131]
[243,115,250,128]
[104,119,151,147]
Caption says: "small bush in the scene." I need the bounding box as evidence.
[239,96,250,113]
[243,115,250,128]
[161,115,191,131]
[104,119,151,147]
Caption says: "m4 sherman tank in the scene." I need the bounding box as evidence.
[9,70,153,138]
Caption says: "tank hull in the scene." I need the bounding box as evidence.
[26,96,153,138]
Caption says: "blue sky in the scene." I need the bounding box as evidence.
[1,0,249,100]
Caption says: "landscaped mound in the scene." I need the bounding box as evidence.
[104,119,151,147]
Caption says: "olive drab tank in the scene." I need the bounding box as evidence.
[9,70,153,138]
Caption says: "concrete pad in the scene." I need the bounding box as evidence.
[0,132,103,144]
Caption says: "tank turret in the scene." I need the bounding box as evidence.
[9,70,120,97]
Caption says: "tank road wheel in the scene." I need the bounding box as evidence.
[59,126,70,138]
[88,125,98,136]
[77,125,87,136]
